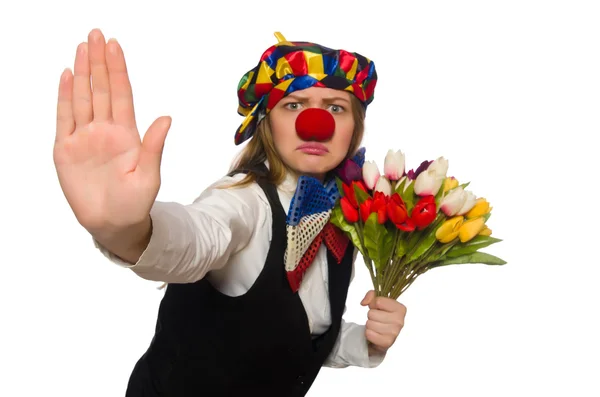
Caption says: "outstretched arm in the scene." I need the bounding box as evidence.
[93,173,269,284]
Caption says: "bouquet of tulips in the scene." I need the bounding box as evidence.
[331,149,506,299]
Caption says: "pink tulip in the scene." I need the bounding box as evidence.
[439,187,467,216]
[362,160,381,190]
[383,149,405,181]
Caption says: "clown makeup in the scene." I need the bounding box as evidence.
[268,86,355,182]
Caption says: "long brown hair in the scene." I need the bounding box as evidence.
[224,95,366,189]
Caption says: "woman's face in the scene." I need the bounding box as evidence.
[268,86,355,181]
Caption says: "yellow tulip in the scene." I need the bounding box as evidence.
[479,226,492,236]
[436,216,464,243]
[443,177,459,193]
[458,217,486,242]
[466,198,491,219]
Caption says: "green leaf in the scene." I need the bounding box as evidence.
[459,182,470,189]
[409,229,439,261]
[405,229,422,252]
[427,242,456,262]
[431,252,507,268]
[434,182,446,203]
[445,236,503,258]
[363,212,394,270]
[394,177,407,194]
[331,205,365,256]
[335,177,345,198]
[401,181,415,213]
[354,184,371,205]
[483,212,492,223]
[394,231,408,259]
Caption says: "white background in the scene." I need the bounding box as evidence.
[1,0,599,396]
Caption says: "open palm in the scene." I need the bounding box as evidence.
[54,29,171,233]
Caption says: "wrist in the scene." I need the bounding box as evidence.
[367,341,388,356]
[91,216,153,264]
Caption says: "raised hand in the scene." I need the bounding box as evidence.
[54,29,171,236]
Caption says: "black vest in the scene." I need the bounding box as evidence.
[125,165,355,397]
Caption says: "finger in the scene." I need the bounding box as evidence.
[360,290,375,306]
[367,308,405,326]
[372,297,408,314]
[139,116,172,173]
[366,319,402,336]
[56,68,75,142]
[365,328,395,350]
[88,29,112,121]
[106,38,136,130]
[72,42,92,126]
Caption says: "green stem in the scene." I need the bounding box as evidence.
[382,254,406,296]
[391,267,425,299]
[384,225,422,296]
[355,221,378,293]
[389,239,460,299]
[365,257,377,292]
[385,213,447,296]
[381,230,401,295]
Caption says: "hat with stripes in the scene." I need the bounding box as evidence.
[234,32,378,145]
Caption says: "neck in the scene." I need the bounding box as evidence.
[293,171,326,183]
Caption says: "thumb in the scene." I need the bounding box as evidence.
[139,116,172,173]
[361,290,375,307]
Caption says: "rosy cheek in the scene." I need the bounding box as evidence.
[336,119,354,140]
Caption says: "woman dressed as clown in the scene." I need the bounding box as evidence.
[54,28,408,396]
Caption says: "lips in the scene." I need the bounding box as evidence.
[297,142,329,154]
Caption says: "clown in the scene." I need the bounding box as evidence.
[54,29,407,396]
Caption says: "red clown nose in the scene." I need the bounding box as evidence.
[295,108,335,141]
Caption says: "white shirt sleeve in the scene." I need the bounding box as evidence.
[322,248,386,369]
[92,173,269,284]
[322,317,386,369]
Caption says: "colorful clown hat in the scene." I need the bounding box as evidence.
[234,32,378,145]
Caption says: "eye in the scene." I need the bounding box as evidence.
[284,102,302,110]
[329,104,345,113]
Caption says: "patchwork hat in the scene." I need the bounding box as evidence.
[234,32,378,145]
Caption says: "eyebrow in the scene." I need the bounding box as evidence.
[284,94,350,104]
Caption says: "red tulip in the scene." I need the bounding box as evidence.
[387,193,415,231]
[371,191,388,224]
[342,180,368,209]
[340,197,359,223]
[359,198,372,223]
[411,195,437,230]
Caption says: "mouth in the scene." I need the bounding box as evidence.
[296,142,329,155]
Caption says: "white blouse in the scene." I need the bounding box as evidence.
[93,166,385,369]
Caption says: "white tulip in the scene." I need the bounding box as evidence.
[383,149,405,181]
[428,156,449,178]
[374,176,392,196]
[414,168,445,196]
[456,191,478,215]
[362,161,381,190]
[440,187,467,216]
